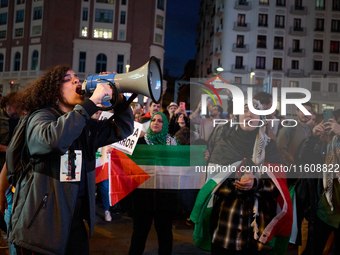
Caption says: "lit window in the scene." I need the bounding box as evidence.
[94,28,113,39]
[156,15,163,29]
[82,27,88,37]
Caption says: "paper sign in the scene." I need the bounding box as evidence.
[111,121,142,155]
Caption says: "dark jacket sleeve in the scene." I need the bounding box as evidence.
[26,99,134,156]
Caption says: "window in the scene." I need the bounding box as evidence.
[79,52,86,73]
[237,14,246,26]
[96,54,107,73]
[329,83,338,92]
[157,0,164,10]
[0,54,3,72]
[274,36,283,49]
[32,25,41,35]
[313,60,323,70]
[155,33,162,44]
[121,0,126,5]
[96,0,114,3]
[258,14,268,27]
[234,77,242,83]
[93,28,112,39]
[333,0,340,11]
[82,8,88,21]
[156,15,163,29]
[315,18,324,31]
[331,20,340,32]
[0,13,7,25]
[33,7,42,20]
[17,0,25,4]
[290,81,299,87]
[15,28,23,37]
[330,41,340,53]
[16,10,24,23]
[14,52,20,71]
[273,58,282,70]
[294,18,302,31]
[272,79,281,88]
[295,0,303,9]
[329,62,339,71]
[0,0,8,8]
[313,40,323,52]
[312,82,321,91]
[259,0,269,5]
[81,26,88,37]
[0,30,6,39]
[256,57,266,69]
[235,56,243,69]
[117,54,124,73]
[316,0,325,10]
[120,11,126,24]
[31,50,38,70]
[275,15,285,28]
[276,0,285,7]
[255,78,264,86]
[236,35,244,47]
[293,40,301,52]
[118,29,126,40]
[95,9,113,23]
[292,60,299,69]
[257,35,266,48]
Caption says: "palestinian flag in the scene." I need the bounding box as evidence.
[95,147,110,184]
[109,144,207,206]
[190,161,293,254]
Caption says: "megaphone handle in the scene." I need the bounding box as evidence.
[97,80,119,111]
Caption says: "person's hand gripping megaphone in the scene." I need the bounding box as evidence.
[88,71,124,107]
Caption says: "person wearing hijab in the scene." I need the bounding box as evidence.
[129,112,177,255]
[191,100,293,255]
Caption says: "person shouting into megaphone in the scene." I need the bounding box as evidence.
[6,65,134,255]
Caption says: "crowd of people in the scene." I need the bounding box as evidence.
[0,65,338,255]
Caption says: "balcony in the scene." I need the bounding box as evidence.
[287,69,305,77]
[288,48,306,57]
[289,26,306,36]
[215,24,223,36]
[234,0,251,10]
[233,22,250,31]
[232,43,249,53]
[217,4,224,16]
[290,5,308,15]
[231,64,249,74]
[215,45,222,56]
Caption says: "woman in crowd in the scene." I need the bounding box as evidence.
[7,65,134,255]
[129,112,177,255]
[296,117,340,255]
[206,100,292,255]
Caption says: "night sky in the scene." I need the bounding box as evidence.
[164,0,200,78]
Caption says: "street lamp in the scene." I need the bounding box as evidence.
[126,64,130,72]
[250,72,255,84]
[216,65,224,72]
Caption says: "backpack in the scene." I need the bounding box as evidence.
[6,113,33,187]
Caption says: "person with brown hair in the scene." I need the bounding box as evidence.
[7,65,134,255]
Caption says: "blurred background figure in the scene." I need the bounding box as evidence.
[166,102,178,120]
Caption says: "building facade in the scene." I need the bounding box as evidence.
[0,0,166,95]
[195,0,340,115]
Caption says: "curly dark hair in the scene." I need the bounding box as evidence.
[17,65,71,113]
[0,92,18,108]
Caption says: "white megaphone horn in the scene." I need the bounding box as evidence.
[81,56,163,109]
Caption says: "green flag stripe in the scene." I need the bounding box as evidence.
[127,144,207,167]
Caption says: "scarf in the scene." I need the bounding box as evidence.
[145,112,169,145]
[323,135,340,211]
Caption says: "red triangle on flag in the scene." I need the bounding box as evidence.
[109,149,150,206]
[204,75,230,92]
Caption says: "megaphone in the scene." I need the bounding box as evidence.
[81,56,163,110]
